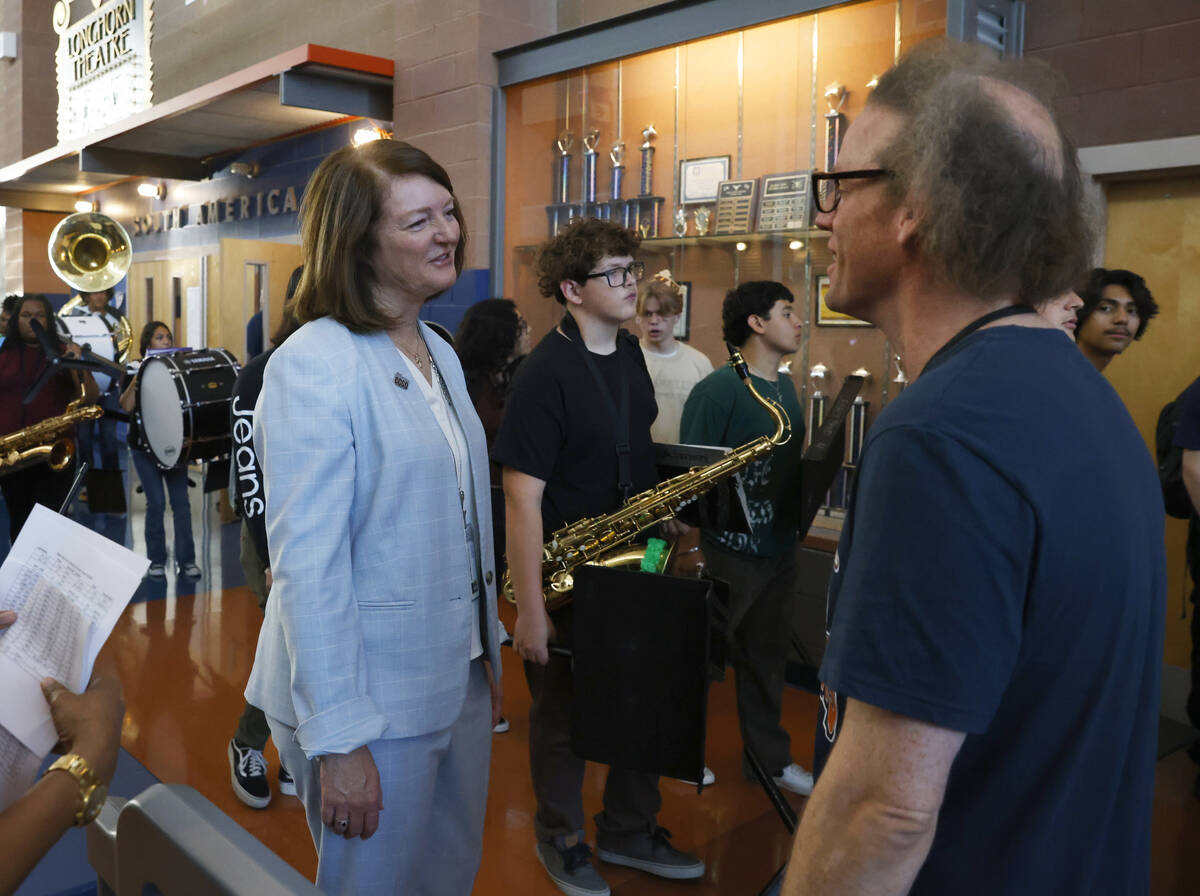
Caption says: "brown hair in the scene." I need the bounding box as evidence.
[637,273,684,317]
[292,140,466,332]
[138,320,172,357]
[535,218,641,305]
[868,39,1093,305]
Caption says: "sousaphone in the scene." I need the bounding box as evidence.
[49,211,133,364]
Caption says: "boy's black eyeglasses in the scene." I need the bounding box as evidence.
[583,261,645,288]
[811,169,891,213]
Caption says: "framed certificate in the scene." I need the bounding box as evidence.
[678,156,730,205]
[757,170,812,232]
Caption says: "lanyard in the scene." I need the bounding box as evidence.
[560,313,633,501]
[924,304,1035,374]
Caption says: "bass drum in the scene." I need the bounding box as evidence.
[136,348,241,470]
[55,313,117,393]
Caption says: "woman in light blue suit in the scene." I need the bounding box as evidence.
[245,140,503,895]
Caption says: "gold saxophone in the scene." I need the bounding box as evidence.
[0,386,102,473]
[503,348,791,611]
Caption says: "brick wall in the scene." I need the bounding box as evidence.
[1025,0,1200,147]
[393,0,557,271]
[0,0,58,169]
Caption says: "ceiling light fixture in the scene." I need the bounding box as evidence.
[229,161,260,179]
[137,182,165,199]
[352,124,391,146]
[74,199,96,213]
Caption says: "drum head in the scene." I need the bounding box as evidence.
[138,358,185,468]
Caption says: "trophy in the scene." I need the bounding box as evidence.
[582,130,600,205]
[892,353,908,392]
[609,141,626,200]
[808,363,829,450]
[639,125,657,196]
[693,206,711,236]
[555,131,574,204]
[673,207,688,237]
[824,83,848,172]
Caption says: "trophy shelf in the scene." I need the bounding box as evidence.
[513,228,829,255]
[641,228,829,250]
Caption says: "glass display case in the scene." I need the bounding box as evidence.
[501,0,946,514]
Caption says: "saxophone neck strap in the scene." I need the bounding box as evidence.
[561,313,633,502]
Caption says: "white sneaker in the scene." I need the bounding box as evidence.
[676,766,716,787]
[773,762,813,796]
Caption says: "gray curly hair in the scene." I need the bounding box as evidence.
[869,40,1094,305]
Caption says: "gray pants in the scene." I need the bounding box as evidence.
[524,606,661,844]
[703,540,798,775]
[268,658,492,895]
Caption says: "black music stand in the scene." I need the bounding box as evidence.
[569,564,712,786]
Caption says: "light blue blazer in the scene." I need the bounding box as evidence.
[245,317,502,758]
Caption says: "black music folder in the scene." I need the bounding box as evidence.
[569,564,711,784]
[653,442,752,533]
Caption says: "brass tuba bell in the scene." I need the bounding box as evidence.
[48,211,134,363]
[48,211,132,294]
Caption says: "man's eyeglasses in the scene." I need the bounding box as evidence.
[811,169,891,214]
[583,261,645,288]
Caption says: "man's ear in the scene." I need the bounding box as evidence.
[896,203,919,247]
[560,279,583,307]
[746,313,768,336]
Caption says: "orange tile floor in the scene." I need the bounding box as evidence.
[106,583,1200,895]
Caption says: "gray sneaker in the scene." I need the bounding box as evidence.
[596,826,704,879]
[536,837,610,896]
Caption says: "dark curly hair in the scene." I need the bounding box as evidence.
[455,298,522,380]
[1076,268,1157,340]
[535,218,641,305]
[722,281,794,347]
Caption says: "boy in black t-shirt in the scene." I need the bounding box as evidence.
[493,218,704,896]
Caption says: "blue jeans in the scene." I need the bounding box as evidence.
[130,449,195,566]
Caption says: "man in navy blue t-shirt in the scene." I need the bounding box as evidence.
[783,42,1166,896]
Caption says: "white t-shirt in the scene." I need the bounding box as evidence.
[641,341,714,443]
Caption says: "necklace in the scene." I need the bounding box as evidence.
[397,336,429,370]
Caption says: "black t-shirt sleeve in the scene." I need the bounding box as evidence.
[492,359,565,483]
[820,424,1034,734]
[1174,376,1200,450]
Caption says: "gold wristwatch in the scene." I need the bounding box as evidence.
[45,754,107,826]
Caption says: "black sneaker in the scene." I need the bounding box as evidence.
[597,826,704,879]
[228,738,271,808]
[278,764,296,797]
[535,835,610,896]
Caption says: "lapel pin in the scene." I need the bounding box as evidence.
[394,372,409,390]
